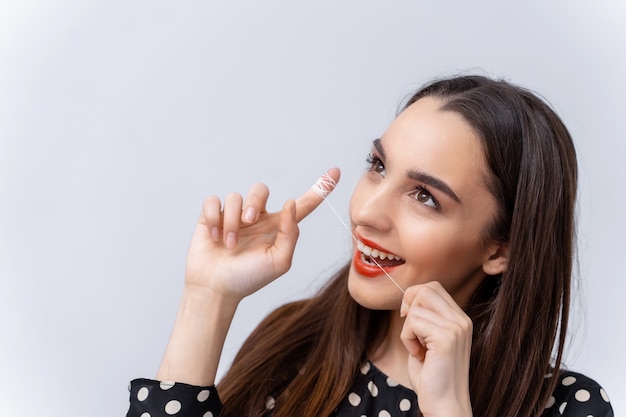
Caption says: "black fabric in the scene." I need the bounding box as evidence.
[127,362,613,417]
[127,379,221,417]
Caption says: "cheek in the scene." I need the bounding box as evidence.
[399,220,486,281]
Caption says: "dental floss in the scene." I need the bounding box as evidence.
[312,174,406,294]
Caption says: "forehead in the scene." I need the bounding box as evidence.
[380,96,490,195]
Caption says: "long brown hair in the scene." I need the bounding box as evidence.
[218,75,577,417]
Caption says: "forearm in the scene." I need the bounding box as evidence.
[156,288,240,386]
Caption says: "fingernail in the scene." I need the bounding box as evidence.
[225,232,237,248]
[400,301,408,317]
[211,227,220,241]
[243,207,257,223]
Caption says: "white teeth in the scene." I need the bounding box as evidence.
[357,240,403,261]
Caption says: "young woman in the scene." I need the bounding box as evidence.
[127,75,613,417]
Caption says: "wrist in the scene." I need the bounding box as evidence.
[420,389,472,417]
[156,286,240,386]
[180,285,241,316]
[421,401,472,417]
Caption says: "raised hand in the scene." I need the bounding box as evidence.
[157,168,340,386]
[185,167,341,301]
[400,282,473,417]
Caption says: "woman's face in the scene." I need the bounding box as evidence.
[348,96,504,310]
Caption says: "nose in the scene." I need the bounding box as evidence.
[350,177,394,232]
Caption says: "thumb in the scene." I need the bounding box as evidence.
[294,168,341,222]
[271,199,300,275]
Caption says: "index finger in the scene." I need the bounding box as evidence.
[401,281,466,319]
[294,167,341,222]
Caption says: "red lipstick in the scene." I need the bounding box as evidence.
[352,235,405,278]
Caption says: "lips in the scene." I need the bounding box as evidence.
[352,237,405,277]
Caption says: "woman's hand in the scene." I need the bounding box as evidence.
[184,168,341,301]
[156,168,340,386]
[400,282,473,417]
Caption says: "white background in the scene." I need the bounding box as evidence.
[1,1,624,416]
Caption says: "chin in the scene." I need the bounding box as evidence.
[347,267,404,311]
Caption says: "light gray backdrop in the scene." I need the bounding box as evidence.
[1,1,624,416]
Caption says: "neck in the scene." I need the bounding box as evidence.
[369,310,412,388]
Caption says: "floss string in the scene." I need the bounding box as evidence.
[312,174,405,294]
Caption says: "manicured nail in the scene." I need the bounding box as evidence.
[243,207,257,223]
[225,232,237,248]
[211,227,220,242]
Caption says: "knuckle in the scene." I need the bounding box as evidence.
[412,284,431,300]
[451,317,472,337]
[462,316,473,332]
[275,257,293,274]
[426,280,444,291]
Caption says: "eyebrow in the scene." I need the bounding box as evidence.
[373,138,386,160]
[372,138,462,204]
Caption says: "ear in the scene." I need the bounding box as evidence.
[482,242,509,276]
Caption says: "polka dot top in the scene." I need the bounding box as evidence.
[126,362,613,417]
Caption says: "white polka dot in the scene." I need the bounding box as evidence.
[600,388,610,402]
[160,381,175,390]
[559,402,567,415]
[265,396,276,410]
[544,372,553,379]
[545,396,555,408]
[360,362,371,375]
[575,389,591,402]
[562,376,576,386]
[140,413,151,417]
[202,413,213,417]
[379,410,391,417]
[399,398,411,411]
[137,387,149,401]
[197,390,211,402]
[348,392,361,406]
[165,400,182,415]
[386,377,399,387]
[127,383,131,392]
[367,381,379,397]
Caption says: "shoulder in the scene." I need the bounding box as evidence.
[544,370,613,417]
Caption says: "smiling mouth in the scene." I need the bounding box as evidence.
[357,240,406,268]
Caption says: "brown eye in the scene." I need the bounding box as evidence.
[373,160,385,174]
[416,190,430,203]
[366,153,386,176]
[411,187,439,209]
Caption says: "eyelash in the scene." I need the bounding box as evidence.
[365,153,385,173]
[365,153,440,210]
